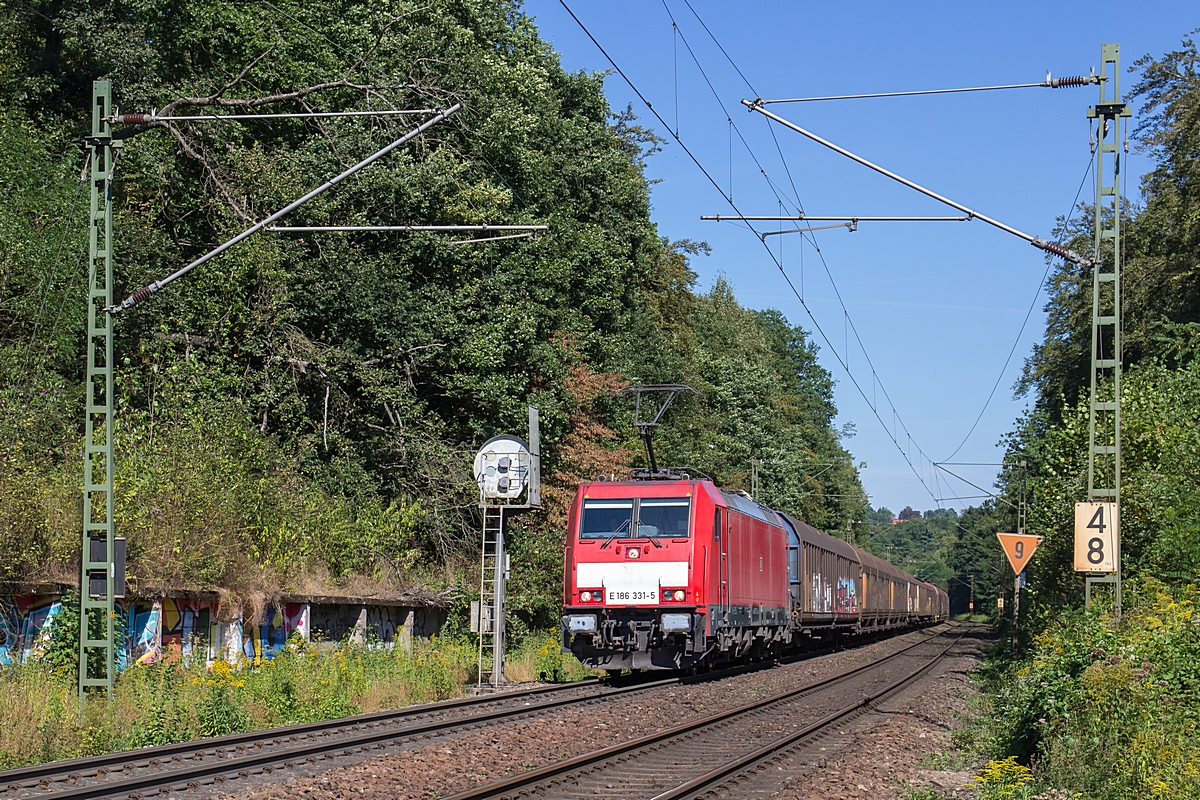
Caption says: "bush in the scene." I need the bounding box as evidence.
[982,579,1200,799]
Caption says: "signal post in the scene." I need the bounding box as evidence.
[997,532,1042,655]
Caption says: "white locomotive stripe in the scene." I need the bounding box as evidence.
[577,561,689,604]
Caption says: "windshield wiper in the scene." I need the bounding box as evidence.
[600,518,631,549]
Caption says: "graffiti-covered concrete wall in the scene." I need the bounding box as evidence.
[0,595,62,665]
[0,592,443,668]
[306,603,446,651]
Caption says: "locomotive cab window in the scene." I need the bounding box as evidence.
[578,498,691,539]
[580,499,634,539]
[638,498,690,537]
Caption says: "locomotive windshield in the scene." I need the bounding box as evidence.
[579,497,690,539]
[637,498,690,537]
[580,499,634,539]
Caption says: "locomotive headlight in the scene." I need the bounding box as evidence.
[673,590,685,601]
[580,591,592,602]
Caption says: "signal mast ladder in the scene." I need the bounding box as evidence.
[476,505,504,693]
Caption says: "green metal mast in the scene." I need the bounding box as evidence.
[79,79,120,700]
[1085,44,1129,617]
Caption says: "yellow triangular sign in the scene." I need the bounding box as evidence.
[996,533,1042,575]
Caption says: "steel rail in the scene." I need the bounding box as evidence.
[5,676,689,800]
[2,626,946,799]
[440,624,957,800]
[651,627,969,800]
[0,679,604,791]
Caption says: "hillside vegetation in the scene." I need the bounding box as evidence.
[957,32,1200,800]
[0,0,865,625]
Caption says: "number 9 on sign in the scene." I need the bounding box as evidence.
[1074,502,1117,573]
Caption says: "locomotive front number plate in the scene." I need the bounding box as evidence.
[577,561,689,604]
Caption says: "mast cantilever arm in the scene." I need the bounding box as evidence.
[108,104,462,314]
[742,99,1091,266]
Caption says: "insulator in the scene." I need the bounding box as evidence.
[1032,237,1090,266]
[1040,240,1071,259]
[116,113,151,124]
[128,286,155,305]
[1050,75,1096,89]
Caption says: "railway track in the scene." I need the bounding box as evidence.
[442,623,971,800]
[0,676,660,800]
[0,625,947,800]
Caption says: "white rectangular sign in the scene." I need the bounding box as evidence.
[576,561,689,604]
[1074,502,1118,573]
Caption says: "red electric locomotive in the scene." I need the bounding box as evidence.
[561,474,949,672]
[561,385,948,672]
[561,475,791,671]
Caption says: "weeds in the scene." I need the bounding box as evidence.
[504,631,594,683]
[0,635,476,768]
[979,579,1200,799]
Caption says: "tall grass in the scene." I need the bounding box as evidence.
[0,636,475,769]
[504,631,595,683]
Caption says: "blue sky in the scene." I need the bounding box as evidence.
[523,0,1197,516]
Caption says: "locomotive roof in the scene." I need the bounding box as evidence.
[777,512,861,562]
[719,490,782,526]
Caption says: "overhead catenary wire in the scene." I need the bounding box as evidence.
[109,104,462,313]
[761,222,854,238]
[933,463,1017,510]
[754,73,1100,104]
[704,215,969,221]
[268,224,547,232]
[744,100,1092,267]
[446,232,537,246]
[560,0,944,507]
[941,154,1095,462]
[113,109,438,123]
[668,0,961,511]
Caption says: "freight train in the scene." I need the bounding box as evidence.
[560,474,948,672]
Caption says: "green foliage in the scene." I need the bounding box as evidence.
[1019,33,1200,412]
[0,0,862,608]
[982,581,1200,799]
[974,757,1034,800]
[964,32,1200,799]
[859,509,959,590]
[632,279,865,530]
[504,629,593,683]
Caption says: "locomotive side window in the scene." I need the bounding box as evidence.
[580,499,634,539]
[638,498,690,537]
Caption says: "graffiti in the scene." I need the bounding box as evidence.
[284,603,308,640]
[837,577,858,614]
[308,604,413,646]
[161,598,217,658]
[243,607,288,661]
[0,594,443,666]
[0,596,62,665]
[809,574,834,613]
[128,600,162,666]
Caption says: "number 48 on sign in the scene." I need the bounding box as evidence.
[1074,502,1118,573]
